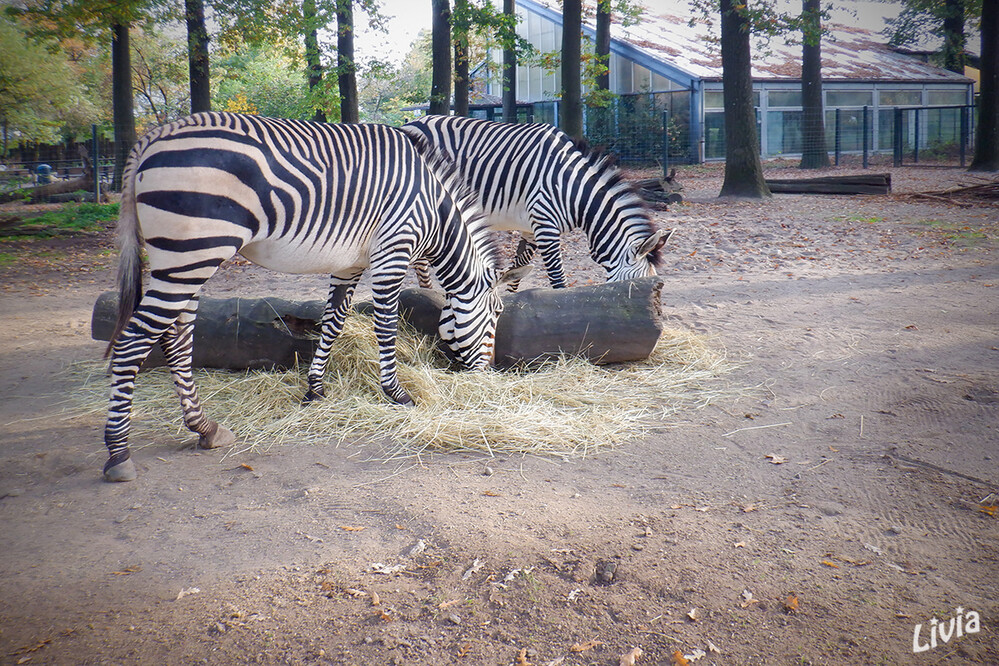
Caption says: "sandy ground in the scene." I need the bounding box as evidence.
[0,165,997,665]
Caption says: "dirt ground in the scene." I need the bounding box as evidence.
[1,165,997,665]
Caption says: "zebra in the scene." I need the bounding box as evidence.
[401,115,672,290]
[102,112,528,482]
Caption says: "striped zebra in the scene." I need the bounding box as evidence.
[401,115,671,290]
[102,112,527,482]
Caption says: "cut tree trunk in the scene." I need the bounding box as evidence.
[92,278,665,371]
[764,173,891,195]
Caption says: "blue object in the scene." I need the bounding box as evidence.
[36,164,52,184]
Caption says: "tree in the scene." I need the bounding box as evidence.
[429,0,452,115]
[719,0,769,197]
[798,0,829,169]
[561,0,583,139]
[595,0,611,93]
[970,0,998,170]
[132,29,190,128]
[883,0,980,75]
[0,17,81,154]
[452,0,470,117]
[337,0,359,122]
[185,0,210,113]
[503,0,517,122]
[214,45,315,118]
[302,0,327,121]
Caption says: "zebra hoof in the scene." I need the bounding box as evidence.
[301,387,325,405]
[199,422,236,450]
[104,458,137,483]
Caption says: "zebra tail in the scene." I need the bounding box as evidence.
[104,147,144,359]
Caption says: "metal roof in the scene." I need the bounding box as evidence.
[519,0,972,85]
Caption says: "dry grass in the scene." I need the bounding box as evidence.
[70,314,744,460]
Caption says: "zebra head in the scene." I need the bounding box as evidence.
[602,227,674,282]
[438,266,532,370]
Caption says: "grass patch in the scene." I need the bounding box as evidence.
[0,202,119,238]
[915,219,990,246]
[0,252,15,267]
[831,214,885,225]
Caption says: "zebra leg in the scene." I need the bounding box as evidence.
[159,297,236,450]
[370,251,415,406]
[303,275,361,404]
[534,230,569,289]
[413,258,434,289]
[104,316,176,482]
[506,235,538,293]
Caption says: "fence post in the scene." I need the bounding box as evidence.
[862,106,869,169]
[661,110,670,179]
[91,124,100,202]
[893,107,903,167]
[960,105,968,167]
[834,108,841,166]
[913,107,920,163]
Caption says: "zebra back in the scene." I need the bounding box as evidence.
[402,116,666,283]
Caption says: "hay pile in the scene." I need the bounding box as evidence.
[72,314,740,460]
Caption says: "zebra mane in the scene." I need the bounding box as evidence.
[574,142,666,270]
[406,132,502,273]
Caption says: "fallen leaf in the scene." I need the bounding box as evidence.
[687,608,700,621]
[370,591,381,606]
[620,647,644,666]
[684,648,707,662]
[438,599,462,610]
[734,541,746,548]
[740,589,759,608]
[110,566,141,575]
[239,463,254,471]
[784,595,800,613]
[339,525,366,532]
[456,642,472,657]
[482,490,502,497]
[694,506,710,512]
[821,560,840,568]
[515,647,533,666]
[765,454,787,464]
[741,503,758,512]
[670,650,689,666]
[343,588,367,598]
[707,640,721,654]
[175,587,200,601]
[375,610,392,622]
[570,639,604,652]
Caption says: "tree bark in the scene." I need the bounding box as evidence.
[798,0,829,169]
[429,0,452,116]
[185,0,211,114]
[452,0,470,117]
[719,0,770,197]
[560,0,583,139]
[337,0,359,123]
[111,21,136,192]
[942,0,966,75]
[303,0,326,122]
[595,0,610,93]
[970,0,998,171]
[502,0,517,123]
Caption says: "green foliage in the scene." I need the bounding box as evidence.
[132,29,191,129]
[0,16,84,149]
[213,46,318,120]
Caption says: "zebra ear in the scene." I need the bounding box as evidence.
[636,229,671,258]
[496,265,533,288]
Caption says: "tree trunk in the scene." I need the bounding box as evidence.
[970,0,999,171]
[111,21,136,192]
[337,0,359,123]
[502,0,517,123]
[303,0,326,122]
[798,0,829,169]
[453,0,470,117]
[595,0,610,93]
[942,0,966,75]
[429,0,452,116]
[560,0,583,139]
[185,0,211,114]
[719,0,770,197]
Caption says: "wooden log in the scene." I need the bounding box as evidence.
[91,277,665,371]
[764,173,891,195]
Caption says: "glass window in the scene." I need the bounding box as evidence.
[879,90,921,106]
[768,90,801,107]
[651,72,674,92]
[826,91,873,107]
[927,90,966,106]
[767,110,803,154]
[826,108,869,151]
[704,90,759,109]
[634,64,651,92]
[617,56,633,92]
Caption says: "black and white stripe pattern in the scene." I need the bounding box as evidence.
[402,115,669,290]
[103,112,521,482]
